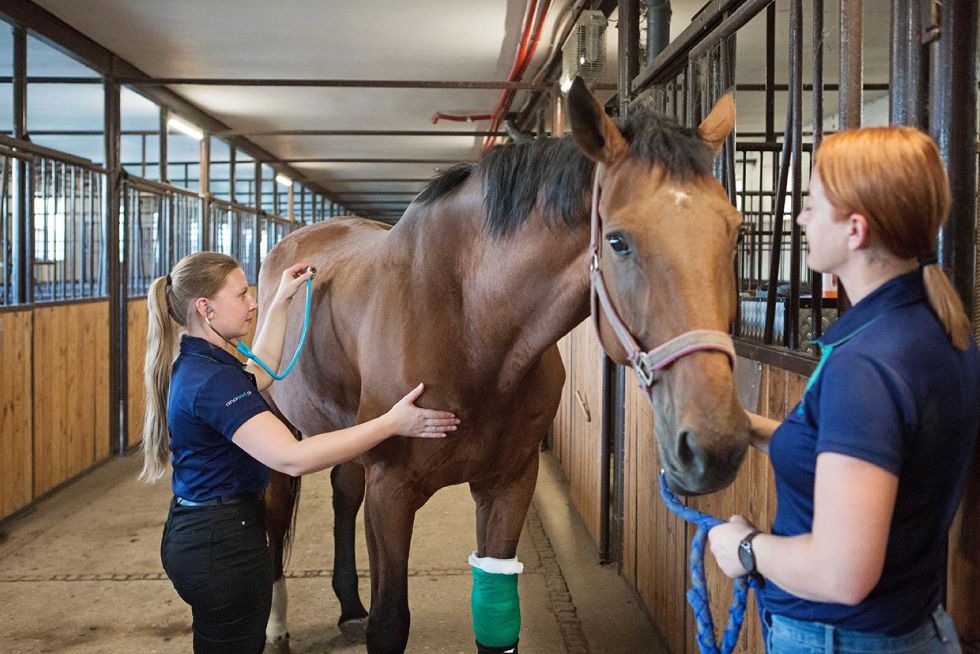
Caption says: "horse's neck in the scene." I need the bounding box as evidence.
[384,202,592,387]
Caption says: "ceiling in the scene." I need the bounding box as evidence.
[6,0,897,220]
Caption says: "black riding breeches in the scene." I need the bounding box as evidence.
[161,496,272,654]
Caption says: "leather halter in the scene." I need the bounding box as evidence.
[588,171,736,396]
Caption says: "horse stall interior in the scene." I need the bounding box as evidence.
[549,1,980,652]
[0,1,977,653]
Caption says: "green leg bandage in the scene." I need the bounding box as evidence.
[469,552,523,650]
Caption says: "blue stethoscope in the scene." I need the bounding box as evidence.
[205,267,315,380]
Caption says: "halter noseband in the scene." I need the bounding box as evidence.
[588,171,736,396]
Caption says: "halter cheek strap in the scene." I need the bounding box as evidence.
[588,171,736,395]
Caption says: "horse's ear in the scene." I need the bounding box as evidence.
[697,92,736,155]
[567,77,628,164]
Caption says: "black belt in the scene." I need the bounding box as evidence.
[174,492,263,507]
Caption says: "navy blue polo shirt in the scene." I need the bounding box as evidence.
[759,269,980,635]
[167,335,272,501]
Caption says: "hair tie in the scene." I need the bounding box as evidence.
[918,253,939,267]
[165,273,173,288]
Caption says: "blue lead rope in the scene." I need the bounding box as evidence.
[658,472,759,654]
[236,277,313,380]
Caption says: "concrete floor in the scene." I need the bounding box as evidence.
[0,452,667,654]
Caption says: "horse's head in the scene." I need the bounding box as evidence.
[567,78,750,495]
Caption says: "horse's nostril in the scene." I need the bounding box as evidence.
[676,429,697,467]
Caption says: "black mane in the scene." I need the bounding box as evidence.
[414,107,713,237]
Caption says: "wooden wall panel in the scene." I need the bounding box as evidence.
[0,310,34,520]
[568,321,604,545]
[33,302,109,496]
[552,341,980,649]
[126,299,148,450]
[624,380,689,654]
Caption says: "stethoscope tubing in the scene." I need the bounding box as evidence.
[206,276,314,381]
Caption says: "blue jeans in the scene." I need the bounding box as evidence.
[765,605,961,653]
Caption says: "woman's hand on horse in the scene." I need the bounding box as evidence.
[385,383,460,438]
[273,263,315,305]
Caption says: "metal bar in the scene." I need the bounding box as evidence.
[105,77,125,454]
[117,77,554,90]
[787,0,803,351]
[905,2,927,128]
[734,82,888,92]
[930,0,977,317]
[687,0,774,70]
[889,0,909,124]
[839,0,863,130]
[262,158,472,164]
[811,0,825,340]
[762,107,794,344]
[159,106,168,183]
[632,0,745,92]
[228,147,236,204]
[765,3,775,141]
[209,129,510,137]
[200,135,211,251]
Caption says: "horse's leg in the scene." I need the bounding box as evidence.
[331,460,369,639]
[468,451,540,654]
[265,468,299,653]
[363,468,424,654]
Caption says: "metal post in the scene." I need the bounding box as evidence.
[929,0,977,317]
[229,145,236,204]
[159,106,168,183]
[839,0,863,129]
[200,134,210,250]
[12,25,29,305]
[646,0,671,62]
[811,0,825,337]
[765,3,775,141]
[787,0,803,350]
[105,75,125,454]
[601,0,641,567]
[889,0,909,124]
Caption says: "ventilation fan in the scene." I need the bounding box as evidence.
[560,10,608,91]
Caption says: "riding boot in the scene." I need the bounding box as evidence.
[476,640,518,654]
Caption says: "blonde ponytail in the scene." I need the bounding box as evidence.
[139,275,181,481]
[138,252,240,482]
[922,263,972,351]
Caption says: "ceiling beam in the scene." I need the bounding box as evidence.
[117,77,554,90]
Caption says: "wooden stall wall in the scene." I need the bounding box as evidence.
[126,299,149,451]
[126,285,259,452]
[552,321,605,547]
[32,302,110,497]
[620,361,806,653]
[0,310,34,520]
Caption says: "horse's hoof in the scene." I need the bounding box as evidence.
[338,617,368,643]
[264,634,290,654]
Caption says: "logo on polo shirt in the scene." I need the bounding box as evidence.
[226,390,253,407]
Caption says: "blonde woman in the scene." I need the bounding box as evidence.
[709,127,978,653]
[140,252,459,654]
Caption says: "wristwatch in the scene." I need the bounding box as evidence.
[738,529,762,575]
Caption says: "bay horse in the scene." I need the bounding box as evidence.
[257,79,750,653]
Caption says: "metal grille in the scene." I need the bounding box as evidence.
[259,215,295,264]
[211,200,260,283]
[32,155,107,301]
[0,149,20,305]
[170,190,203,266]
[123,179,169,296]
[561,11,608,87]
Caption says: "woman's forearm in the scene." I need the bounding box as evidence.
[747,411,780,455]
[287,414,396,475]
[752,532,873,605]
[245,298,289,389]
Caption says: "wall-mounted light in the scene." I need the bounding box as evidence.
[275,174,293,187]
[167,116,203,141]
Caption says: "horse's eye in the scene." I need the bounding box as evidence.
[607,234,632,256]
